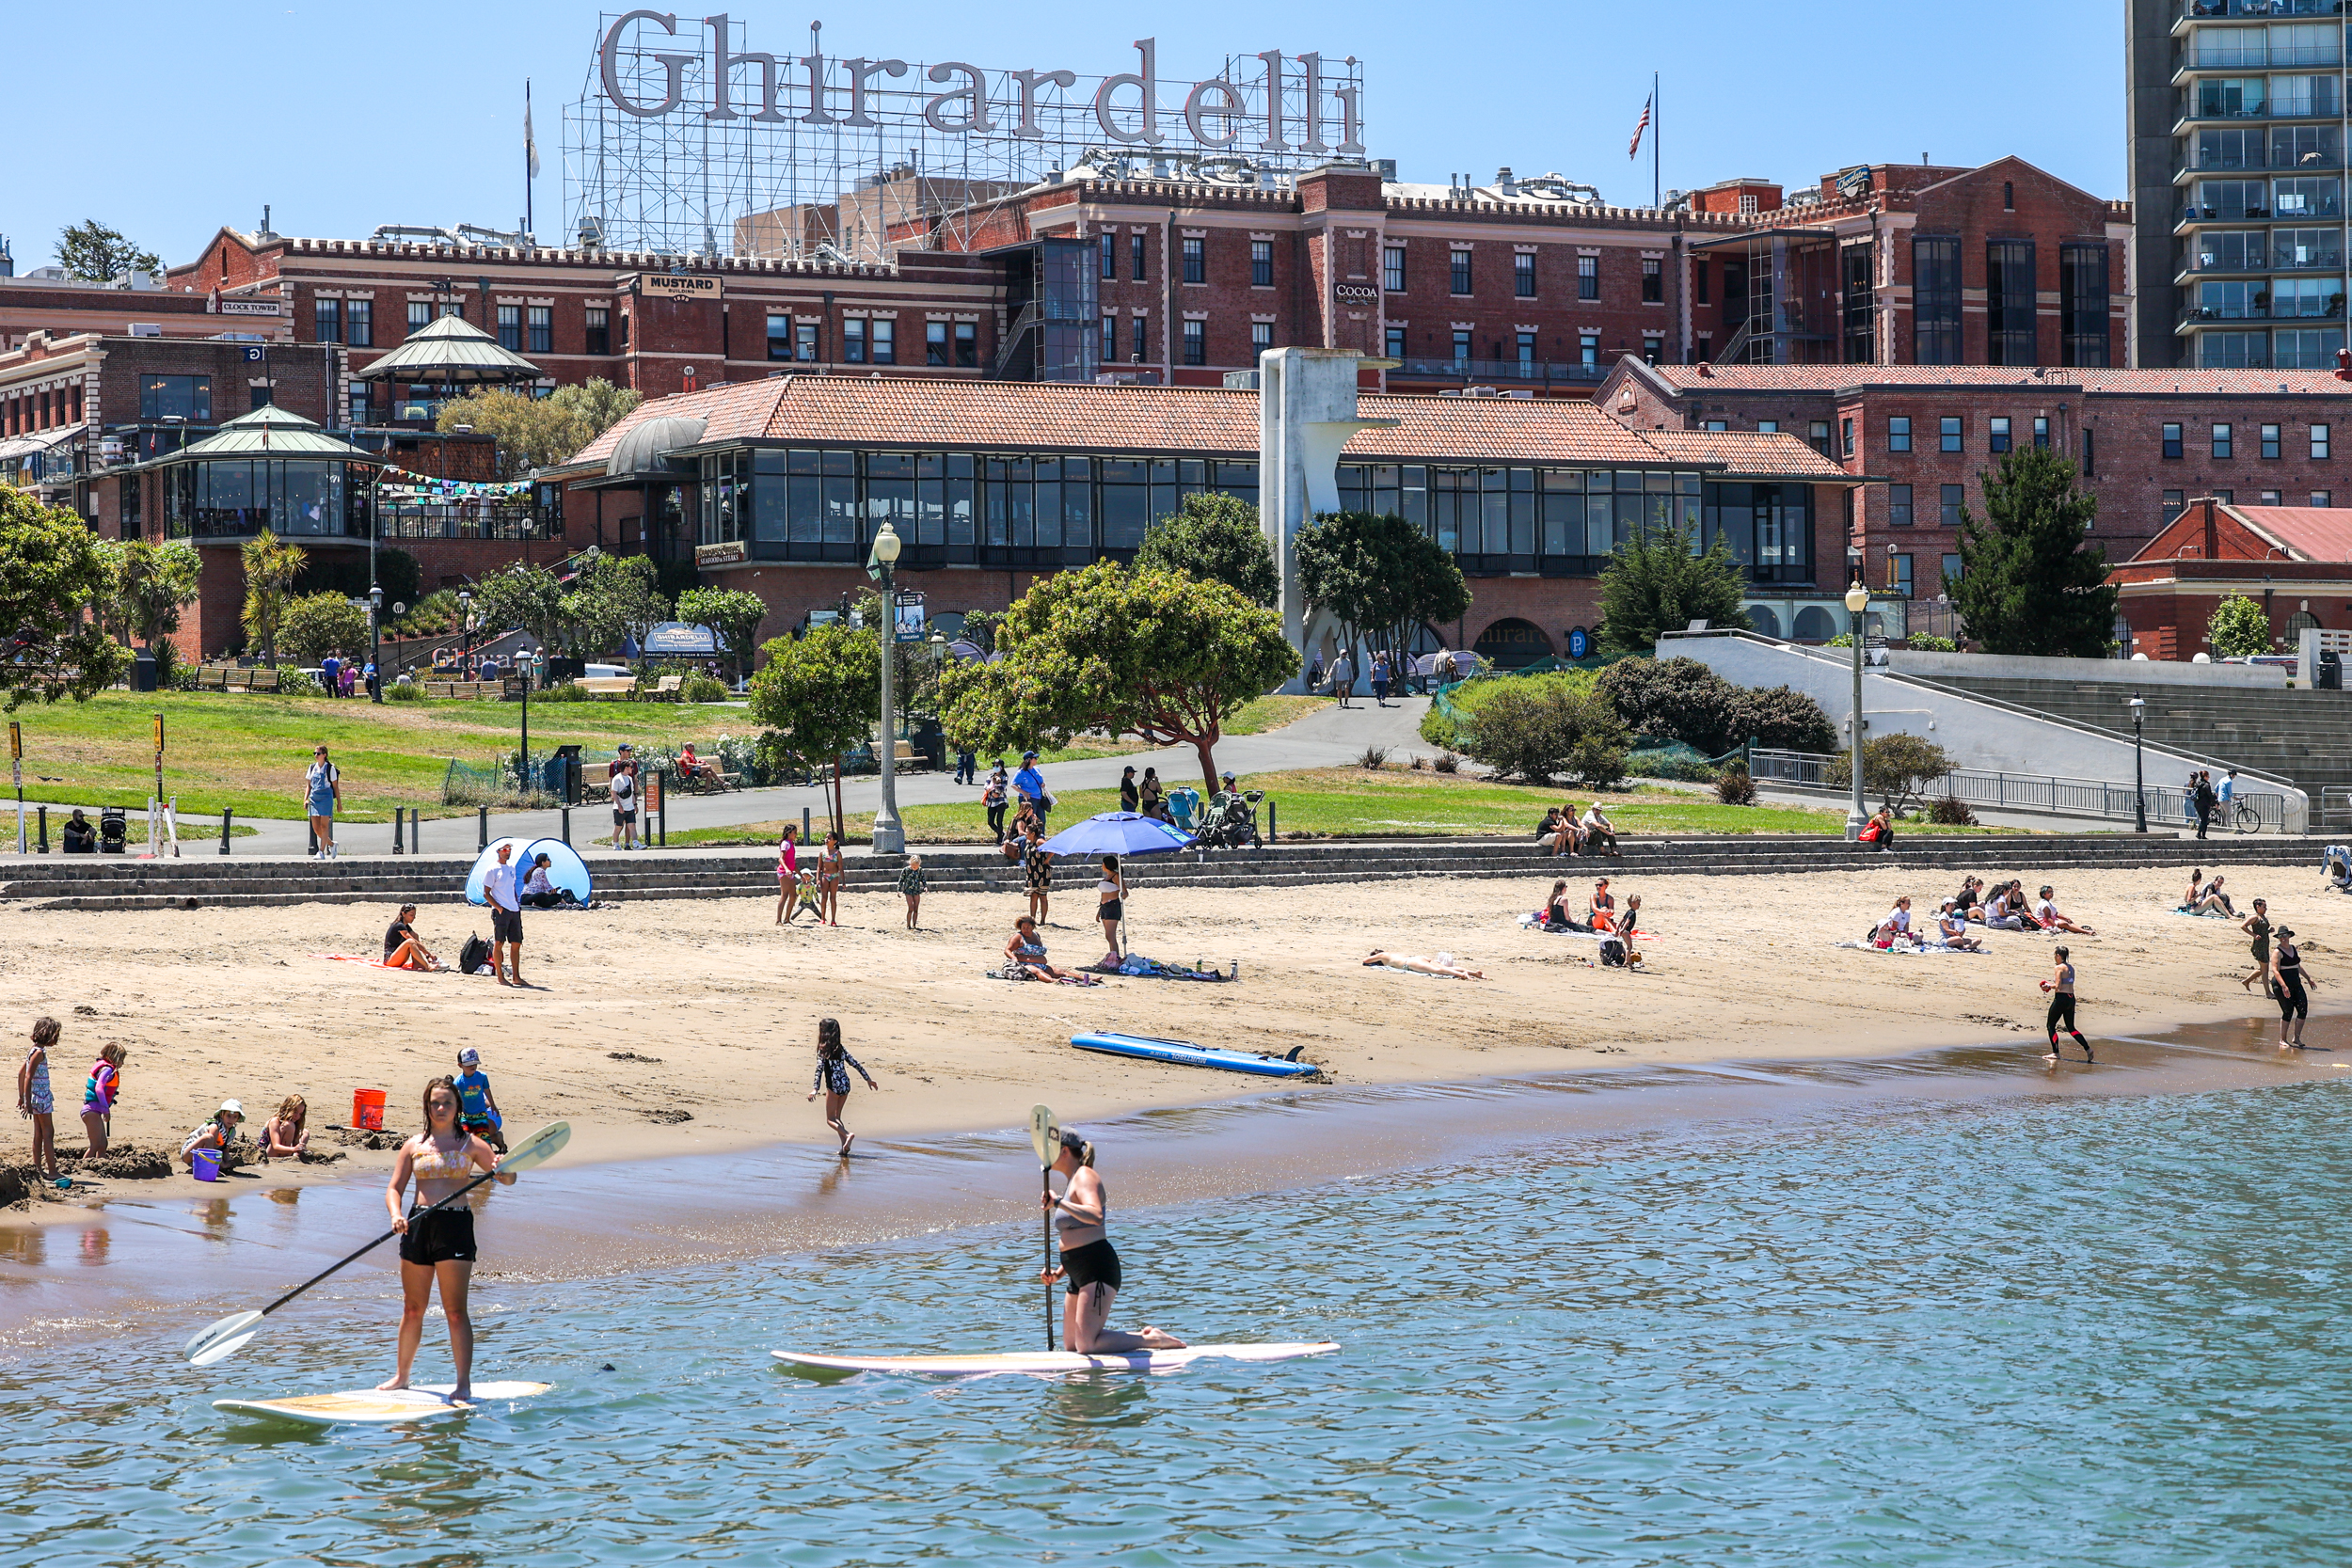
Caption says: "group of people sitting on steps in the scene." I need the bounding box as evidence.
[1535,801,1618,858]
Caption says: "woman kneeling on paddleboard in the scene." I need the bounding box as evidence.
[1040,1130,1184,1354]
[381,1076,512,1402]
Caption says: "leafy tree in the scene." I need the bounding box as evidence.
[1826,733,1955,817]
[2207,594,2270,659]
[939,562,1298,791]
[278,591,373,667]
[239,531,307,668]
[1729,685,1837,754]
[1134,493,1279,608]
[384,588,460,641]
[99,539,201,649]
[1295,511,1470,673]
[1950,446,2120,657]
[1596,515,1751,656]
[676,586,771,683]
[748,617,881,835]
[959,610,1005,654]
[1449,672,1628,786]
[1595,657,1742,752]
[0,489,132,710]
[469,562,571,652]
[436,379,644,477]
[565,551,669,659]
[56,219,160,282]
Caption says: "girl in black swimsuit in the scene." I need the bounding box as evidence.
[1039,1130,1185,1354]
[2271,927,2318,1049]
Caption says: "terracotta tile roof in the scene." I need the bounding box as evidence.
[1635,428,1852,479]
[2232,505,2352,562]
[568,375,1752,473]
[1640,364,2352,398]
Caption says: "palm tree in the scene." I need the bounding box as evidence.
[240,531,307,668]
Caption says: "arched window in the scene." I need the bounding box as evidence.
[1792,605,1835,641]
[1748,604,1783,639]
[1470,617,1554,669]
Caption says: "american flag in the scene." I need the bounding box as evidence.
[1629,94,1651,160]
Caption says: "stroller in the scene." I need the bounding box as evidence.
[1194,788,1265,850]
[2326,845,2352,893]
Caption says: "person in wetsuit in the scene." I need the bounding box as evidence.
[1040,1129,1186,1355]
[2040,945,2092,1063]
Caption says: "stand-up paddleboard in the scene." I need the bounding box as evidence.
[213,1381,553,1427]
[771,1342,1338,1377]
[1070,1032,1320,1079]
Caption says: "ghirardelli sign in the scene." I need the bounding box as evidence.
[596,12,1364,156]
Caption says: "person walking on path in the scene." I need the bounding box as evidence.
[2271,927,2318,1049]
[805,1018,880,1157]
[1025,818,1055,925]
[1371,653,1391,707]
[18,1017,59,1183]
[983,761,1009,840]
[899,856,927,930]
[305,745,342,860]
[816,832,845,927]
[1330,649,1355,709]
[481,841,528,987]
[955,746,976,787]
[775,825,803,926]
[2041,945,2092,1062]
[2240,899,2274,992]
[80,1041,122,1156]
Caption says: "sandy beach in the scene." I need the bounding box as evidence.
[1,857,2332,1208]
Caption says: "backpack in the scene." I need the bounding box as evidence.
[1598,937,1628,967]
[459,934,490,974]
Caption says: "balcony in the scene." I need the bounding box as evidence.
[2178,204,2272,229]
[2273,248,2345,269]
[2185,1,2348,19]
[1389,357,1609,388]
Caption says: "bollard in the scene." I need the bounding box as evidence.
[803,805,811,843]
[36,806,47,854]
[1267,800,1277,844]
[478,806,489,851]
[561,806,571,846]
[391,807,405,855]
[220,808,232,855]
[409,810,420,855]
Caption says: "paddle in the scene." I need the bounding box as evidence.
[1028,1102,1058,1353]
[182,1119,572,1368]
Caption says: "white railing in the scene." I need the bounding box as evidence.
[1749,748,2289,831]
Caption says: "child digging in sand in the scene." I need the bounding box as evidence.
[805,1018,880,1155]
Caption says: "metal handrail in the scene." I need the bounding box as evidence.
[1749,748,2290,831]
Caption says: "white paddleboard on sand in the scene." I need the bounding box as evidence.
[771,1342,1338,1376]
[213,1380,553,1426]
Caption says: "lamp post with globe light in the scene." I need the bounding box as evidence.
[870,523,905,855]
[2129,694,2147,833]
[1845,580,1870,840]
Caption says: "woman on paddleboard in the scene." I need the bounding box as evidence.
[1040,1130,1184,1354]
[381,1076,512,1402]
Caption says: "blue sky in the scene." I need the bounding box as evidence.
[2,1,2121,271]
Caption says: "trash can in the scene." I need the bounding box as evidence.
[131,651,157,692]
[551,744,586,804]
[2321,651,2344,690]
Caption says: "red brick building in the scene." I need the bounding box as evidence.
[1599,358,2352,605]
[2112,498,2352,661]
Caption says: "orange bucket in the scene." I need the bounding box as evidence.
[352,1088,388,1131]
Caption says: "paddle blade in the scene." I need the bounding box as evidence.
[185,1309,265,1367]
[1027,1104,1058,1166]
[495,1120,571,1177]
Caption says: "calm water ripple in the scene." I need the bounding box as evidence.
[7,1079,2350,1565]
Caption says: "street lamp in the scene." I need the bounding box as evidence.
[457,590,475,673]
[368,585,385,704]
[2129,694,2148,833]
[1845,580,1870,840]
[870,523,905,855]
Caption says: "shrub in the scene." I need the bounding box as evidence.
[387,681,425,703]
[1357,744,1390,770]
[1419,701,1464,752]
[1905,635,1959,653]
[167,662,200,692]
[1728,685,1838,755]
[1640,754,1724,784]
[1595,657,1740,754]
[1454,672,1628,785]
[1928,794,1979,826]
[1567,735,1629,790]
[277,672,324,697]
[1408,752,1426,770]
[681,673,730,704]
[541,681,591,703]
[1716,767,1758,805]
[1432,751,1461,773]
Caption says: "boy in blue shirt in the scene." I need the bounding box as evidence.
[454,1047,506,1152]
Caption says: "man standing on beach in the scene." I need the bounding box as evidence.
[482,841,528,987]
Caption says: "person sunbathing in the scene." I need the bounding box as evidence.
[2178,869,2223,915]
[2034,884,2096,936]
[2201,875,2238,917]
[1933,899,1984,952]
[1589,878,1617,931]
[1006,916,1083,981]
[1363,949,1486,979]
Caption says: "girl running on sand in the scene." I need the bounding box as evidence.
[804,1018,880,1155]
[1040,1128,1185,1354]
[17,1017,59,1181]
[381,1077,513,1403]
[2041,945,2092,1062]
[2271,927,2318,1049]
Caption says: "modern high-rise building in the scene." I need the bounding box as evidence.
[2130,0,2352,372]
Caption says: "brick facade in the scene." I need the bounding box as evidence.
[2111,499,2352,660]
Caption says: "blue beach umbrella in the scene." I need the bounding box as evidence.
[1037,812,1193,967]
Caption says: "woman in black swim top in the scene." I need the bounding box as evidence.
[2271,926,2318,1050]
[1040,1129,1185,1354]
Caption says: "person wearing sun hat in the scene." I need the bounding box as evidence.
[180,1099,246,1170]
[1013,750,1049,822]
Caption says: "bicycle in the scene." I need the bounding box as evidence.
[2233,799,2263,834]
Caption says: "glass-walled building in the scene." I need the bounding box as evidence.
[135,405,382,543]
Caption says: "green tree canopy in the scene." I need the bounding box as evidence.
[747,617,881,833]
[565,551,668,659]
[469,562,571,652]
[278,591,373,666]
[676,586,771,682]
[239,531,307,667]
[1295,511,1471,665]
[0,488,132,710]
[2206,594,2270,659]
[1950,446,2119,657]
[99,539,201,648]
[56,219,161,282]
[1134,493,1279,608]
[1595,515,1752,656]
[939,562,1298,791]
[437,379,643,477]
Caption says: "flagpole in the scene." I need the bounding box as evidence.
[1652,70,1661,209]
[524,79,534,240]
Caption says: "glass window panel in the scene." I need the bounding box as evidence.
[1063,473,1091,550]
[1585,495,1614,557]
[946,476,974,545]
[822,475,858,543]
[1101,484,1147,548]
[787,475,819,541]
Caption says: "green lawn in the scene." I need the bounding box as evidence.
[8,690,744,821]
[633,763,2026,847]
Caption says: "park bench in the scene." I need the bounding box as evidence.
[197,667,229,690]
[574,676,637,697]
[648,674,685,701]
[223,668,252,690]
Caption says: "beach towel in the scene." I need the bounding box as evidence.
[311,952,396,968]
[987,964,1104,986]
[1517,913,1660,942]
[1834,940,1988,957]
[1095,954,1233,981]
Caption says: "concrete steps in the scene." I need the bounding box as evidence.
[2,834,2322,911]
